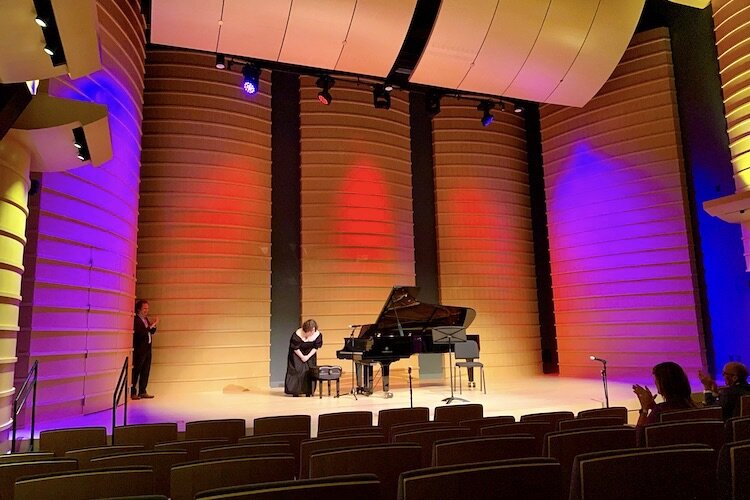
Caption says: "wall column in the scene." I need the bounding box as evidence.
[0,137,30,452]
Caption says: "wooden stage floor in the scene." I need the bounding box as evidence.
[24,376,644,438]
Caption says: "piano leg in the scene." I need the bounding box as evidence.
[355,362,374,395]
[381,362,394,399]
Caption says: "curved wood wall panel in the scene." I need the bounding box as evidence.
[540,29,705,381]
[433,98,541,377]
[15,0,146,419]
[138,50,272,393]
[299,78,415,384]
[713,0,750,268]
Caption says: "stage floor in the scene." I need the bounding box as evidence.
[22,376,644,438]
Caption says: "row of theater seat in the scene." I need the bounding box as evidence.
[5,403,750,499]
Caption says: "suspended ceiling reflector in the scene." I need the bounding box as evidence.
[0,0,101,83]
[150,0,418,78]
[409,0,645,107]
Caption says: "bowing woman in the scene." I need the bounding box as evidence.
[284,319,323,396]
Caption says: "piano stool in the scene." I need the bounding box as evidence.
[311,366,342,399]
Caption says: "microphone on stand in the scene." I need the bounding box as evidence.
[589,355,610,408]
[408,366,413,409]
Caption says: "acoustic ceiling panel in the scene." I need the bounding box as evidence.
[218,1,292,62]
[150,0,223,52]
[150,0,417,78]
[410,0,645,107]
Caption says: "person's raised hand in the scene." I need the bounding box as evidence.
[697,370,716,392]
[632,384,655,410]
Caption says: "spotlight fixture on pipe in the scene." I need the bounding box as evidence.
[215,53,226,69]
[241,63,261,95]
[33,0,66,66]
[34,15,48,28]
[316,76,334,105]
[373,84,391,110]
[425,91,441,117]
[478,100,494,127]
[514,102,524,113]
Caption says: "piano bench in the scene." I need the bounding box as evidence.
[310,365,342,399]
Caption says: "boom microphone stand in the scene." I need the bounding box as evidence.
[590,355,609,408]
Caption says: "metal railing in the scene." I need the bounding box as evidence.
[112,356,128,437]
[11,360,38,453]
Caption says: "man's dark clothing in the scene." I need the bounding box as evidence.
[705,382,750,419]
[132,315,156,396]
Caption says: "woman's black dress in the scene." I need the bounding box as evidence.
[284,330,323,395]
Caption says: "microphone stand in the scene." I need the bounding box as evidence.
[408,367,413,408]
[344,327,358,400]
[599,360,609,408]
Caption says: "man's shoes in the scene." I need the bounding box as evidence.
[130,393,140,400]
[138,393,154,399]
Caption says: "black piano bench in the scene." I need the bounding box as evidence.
[311,365,342,399]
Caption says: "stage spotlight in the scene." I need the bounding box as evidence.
[514,102,524,113]
[72,127,90,162]
[478,100,494,127]
[242,63,261,95]
[316,76,334,105]
[35,16,48,28]
[43,44,55,56]
[215,53,226,69]
[425,91,441,117]
[373,84,391,110]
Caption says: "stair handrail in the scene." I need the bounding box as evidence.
[112,356,129,439]
[11,360,39,453]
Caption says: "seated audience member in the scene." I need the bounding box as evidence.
[633,361,695,426]
[698,361,750,420]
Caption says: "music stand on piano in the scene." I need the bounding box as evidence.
[432,326,469,404]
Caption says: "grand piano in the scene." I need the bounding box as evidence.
[336,286,477,397]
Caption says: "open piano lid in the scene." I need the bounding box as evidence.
[360,286,476,338]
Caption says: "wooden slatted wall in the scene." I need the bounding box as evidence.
[540,29,706,380]
[137,50,272,393]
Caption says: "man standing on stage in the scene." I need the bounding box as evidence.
[132,299,158,400]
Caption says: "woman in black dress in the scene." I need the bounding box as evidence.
[284,319,323,396]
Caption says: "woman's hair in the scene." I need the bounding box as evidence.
[652,361,693,404]
[135,299,148,314]
[302,319,318,333]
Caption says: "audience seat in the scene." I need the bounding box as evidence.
[717,438,750,500]
[195,473,380,500]
[569,445,715,500]
[432,403,483,424]
[480,421,554,454]
[90,450,188,498]
[576,406,628,422]
[726,416,750,442]
[544,426,637,498]
[0,452,55,464]
[185,419,247,443]
[237,433,307,471]
[392,427,472,467]
[154,439,229,461]
[520,411,575,429]
[38,427,107,457]
[388,421,459,442]
[199,443,291,461]
[659,406,723,422]
[316,426,386,439]
[377,408,429,440]
[432,435,537,466]
[741,395,750,417]
[643,420,725,452]
[317,411,373,433]
[14,466,155,500]
[309,443,421,500]
[300,435,386,479]
[397,457,561,500]
[557,416,625,431]
[113,423,178,449]
[459,416,515,436]
[64,444,144,468]
[0,459,77,500]
[170,455,296,500]
[253,415,310,438]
